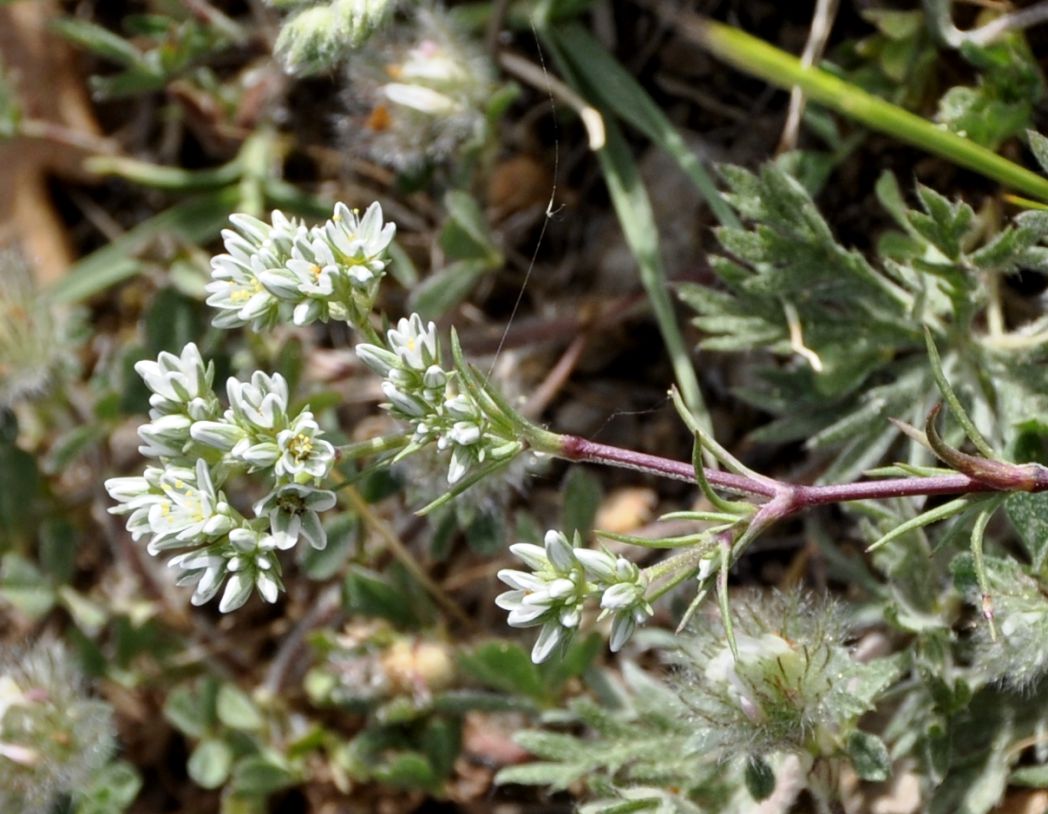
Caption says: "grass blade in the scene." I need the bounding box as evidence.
[50,188,239,304]
[674,11,1048,202]
[548,23,739,228]
[543,34,710,430]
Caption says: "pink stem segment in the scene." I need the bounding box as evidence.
[555,434,1048,516]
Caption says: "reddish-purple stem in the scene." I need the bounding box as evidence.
[556,434,1048,518]
[558,435,776,497]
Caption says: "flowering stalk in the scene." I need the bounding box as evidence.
[108,197,1048,663]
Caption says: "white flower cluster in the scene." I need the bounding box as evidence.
[206,202,395,331]
[356,313,519,484]
[105,344,337,612]
[496,530,653,663]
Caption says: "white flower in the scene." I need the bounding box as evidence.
[608,604,652,653]
[323,202,395,282]
[575,546,651,653]
[190,419,246,452]
[257,231,344,326]
[168,528,285,612]
[227,372,290,432]
[206,254,284,331]
[205,203,393,330]
[220,529,283,611]
[447,420,481,446]
[442,445,487,481]
[386,313,439,372]
[422,365,446,390]
[254,483,336,550]
[573,548,619,583]
[285,234,340,297]
[137,413,193,459]
[275,411,336,480]
[443,393,480,422]
[146,460,236,554]
[206,211,305,330]
[169,549,228,607]
[230,438,280,470]
[530,620,574,664]
[105,466,169,542]
[355,343,399,377]
[381,380,430,418]
[134,343,216,420]
[495,529,593,663]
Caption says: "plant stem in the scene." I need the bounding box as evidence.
[546,433,1048,511]
[553,433,776,497]
[644,545,713,589]
[647,557,707,601]
[336,432,409,460]
[795,472,1028,507]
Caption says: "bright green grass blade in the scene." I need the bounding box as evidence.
[681,14,1048,202]
[595,122,710,429]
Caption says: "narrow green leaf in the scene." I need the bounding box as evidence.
[717,540,737,659]
[924,330,995,459]
[684,15,1048,201]
[970,497,1006,641]
[50,19,147,69]
[595,529,709,549]
[51,189,239,304]
[548,24,738,228]
[542,35,710,432]
[84,155,242,191]
[867,497,972,552]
